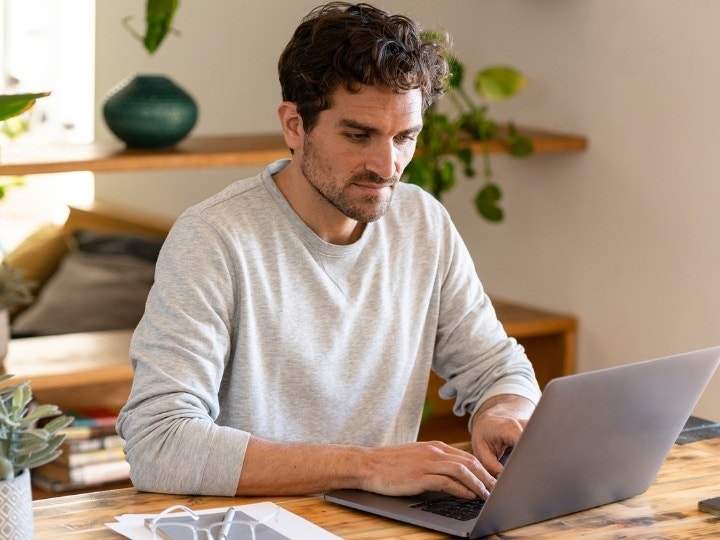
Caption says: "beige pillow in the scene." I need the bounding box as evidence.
[5,225,70,317]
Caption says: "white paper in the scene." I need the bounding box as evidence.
[105,501,340,540]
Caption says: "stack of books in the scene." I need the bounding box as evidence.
[32,408,130,494]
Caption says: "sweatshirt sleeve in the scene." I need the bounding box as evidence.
[432,219,542,419]
[116,214,248,495]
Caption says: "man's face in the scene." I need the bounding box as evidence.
[299,85,423,224]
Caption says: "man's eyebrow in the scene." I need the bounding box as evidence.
[339,118,423,136]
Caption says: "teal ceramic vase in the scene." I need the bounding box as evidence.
[102,74,198,148]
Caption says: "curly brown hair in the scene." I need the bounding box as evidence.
[278,2,450,132]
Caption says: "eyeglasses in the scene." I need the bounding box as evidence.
[146,504,279,540]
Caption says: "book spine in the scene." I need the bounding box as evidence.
[62,434,124,453]
[67,460,131,484]
[35,459,130,484]
[64,408,121,428]
[56,447,126,467]
[31,473,129,493]
[60,424,119,440]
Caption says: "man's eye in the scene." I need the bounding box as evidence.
[346,132,369,141]
[396,134,417,144]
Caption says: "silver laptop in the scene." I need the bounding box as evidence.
[325,346,720,538]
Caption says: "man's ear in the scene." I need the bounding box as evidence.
[277,101,303,153]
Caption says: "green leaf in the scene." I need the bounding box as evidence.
[475,183,504,222]
[447,55,464,90]
[507,122,534,157]
[403,157,431,191]
[438,160,456,194]
[10,385,31,421]
[475,66,528,101]
[13,446,63,471]
[144,0,180,54]
[22,404,64,423]
[0,458,13,480]
[457,147,475,171]
[40,415,74,434]
[0,92,50,121]
[460,109,496,141]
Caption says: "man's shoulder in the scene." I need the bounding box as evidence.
[190,160,288,220]
[168,168,279,243]
[184,171,272,222]
[200,175,267,213]
[391,181,450,222]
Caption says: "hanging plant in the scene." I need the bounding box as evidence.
[404,48,533,222]
[122,0,181,55]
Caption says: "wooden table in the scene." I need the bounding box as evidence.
[32,437,720,539]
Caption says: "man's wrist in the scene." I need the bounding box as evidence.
[470,393,535,430]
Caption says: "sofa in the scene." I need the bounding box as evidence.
[7,203,171,338]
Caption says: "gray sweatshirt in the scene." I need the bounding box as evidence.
[117,159,541,496]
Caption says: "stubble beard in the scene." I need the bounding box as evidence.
[300,139,397,224]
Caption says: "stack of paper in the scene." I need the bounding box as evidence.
[105,501,340,540]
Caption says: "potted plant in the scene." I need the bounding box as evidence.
[102,0,198,148]
[404,43,533,222]
[0,375,72,539]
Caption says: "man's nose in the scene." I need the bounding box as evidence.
[365,140,397,180]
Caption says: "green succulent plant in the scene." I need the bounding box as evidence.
[404,39,533,222]
[0,375,73,480]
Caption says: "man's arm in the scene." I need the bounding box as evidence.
[469,394,536,478]
[237,436,496,500]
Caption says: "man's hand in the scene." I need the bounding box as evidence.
[470,394,536,479]
[238,437,494,500]
[359,441,493,500]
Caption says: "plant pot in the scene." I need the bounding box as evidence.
[0,309,8,364]
[102,74,199,148]
[0,470,34,540]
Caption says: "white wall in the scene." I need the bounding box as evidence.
[94,1,720,420]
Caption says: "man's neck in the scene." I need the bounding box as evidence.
[272,164,365,245]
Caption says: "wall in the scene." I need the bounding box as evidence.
[94,1,720,419]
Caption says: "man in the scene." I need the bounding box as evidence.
[117,2,541,501]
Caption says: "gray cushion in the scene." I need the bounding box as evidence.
[11,231,163,337]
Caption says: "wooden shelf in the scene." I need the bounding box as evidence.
[466,126,588,154]
[0,128,587,176]
[0,133,289,176]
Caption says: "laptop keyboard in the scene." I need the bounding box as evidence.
[410,494,485,521]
